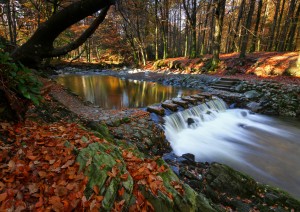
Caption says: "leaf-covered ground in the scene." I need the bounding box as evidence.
[145,52,300,85]
[0,119,181,211]
[0,91,189,211]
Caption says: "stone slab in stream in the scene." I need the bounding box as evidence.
[162,102,178,111]
[172,98,189,108]
[181,96,198,104]
[147,105,165,115]
[190,94,206,102]
[197,92,213,99]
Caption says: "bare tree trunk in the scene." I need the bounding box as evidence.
[200,0,212,55]
[182,0,197,58]
[212,0,226,67]
[274,0,286,50]
[267,0,280,51]
[231,0,246,52]
[155,0,159,60]
[287,3,300,50]
[250,0,263,52]
[259,0,270,51]
[239,0,256,58]
[6,0,16,45]
[278,0,296,51]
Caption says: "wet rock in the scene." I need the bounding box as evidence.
[187,118,195,126]
[244,90,261,99]
[182,153,195,162]
[246,101,262,112]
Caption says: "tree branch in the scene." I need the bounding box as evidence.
[50,6,109,57]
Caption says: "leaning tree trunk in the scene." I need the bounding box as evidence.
[11,0,115,67]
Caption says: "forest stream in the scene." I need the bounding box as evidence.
[56,73,300,199]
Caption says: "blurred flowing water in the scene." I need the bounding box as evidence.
[56,74,198,109]
[164,98,300,199]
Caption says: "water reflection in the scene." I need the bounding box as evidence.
[56,74,198,109]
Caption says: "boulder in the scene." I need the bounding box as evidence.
[244,90,261,99]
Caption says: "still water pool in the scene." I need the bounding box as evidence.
[56,74,198,109]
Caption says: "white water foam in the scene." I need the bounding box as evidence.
[164,98,300,198]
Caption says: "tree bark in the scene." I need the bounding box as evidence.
[267,0,280,51]
[239,0,256,58]
[211,0,226,68]
[250,0,263,52]
[11,0,115,67]
[287,2,300,50]
[278,0,296,51]
[182,0,198,58]
[231,0,246,52]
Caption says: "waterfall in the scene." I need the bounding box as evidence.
[164,97,228,132]
[163,97,300,198]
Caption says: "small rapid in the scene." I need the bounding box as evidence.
[164,98,300,198]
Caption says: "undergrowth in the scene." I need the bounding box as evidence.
[0,45,42,120]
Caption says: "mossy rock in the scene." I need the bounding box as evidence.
[153,60,167,69]
[77,142,134,211]
[204,163,300,211]
[156,159,216,212]
[76,143,217,211]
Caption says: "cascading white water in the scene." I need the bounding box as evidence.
[164,98,300,199]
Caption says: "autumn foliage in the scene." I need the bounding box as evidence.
[0,121,103,211]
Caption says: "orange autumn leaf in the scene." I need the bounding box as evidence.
[0,192,7,202]
[120,173,128,181]
[107,166,118,178]
[93,185,99,195]
[118,187,125,196]
[35,197,43,208]
[61,160,75,169]
[95,196,104,202]
[38,171,47,178]
[3,176,14,183]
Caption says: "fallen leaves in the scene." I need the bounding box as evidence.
[0,121,105,211]
[122,150,172,211]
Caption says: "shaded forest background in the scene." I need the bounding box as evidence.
[0,0,299,66]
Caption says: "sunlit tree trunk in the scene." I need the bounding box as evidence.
[278,0,296,51]
[287,3,300,50]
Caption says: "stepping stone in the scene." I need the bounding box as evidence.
[181,96,198,104]
[197,92,213,99]
[162,102,178,111]
[147,106,165,115]
[190,95,205,102]
[172,98,189,108]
